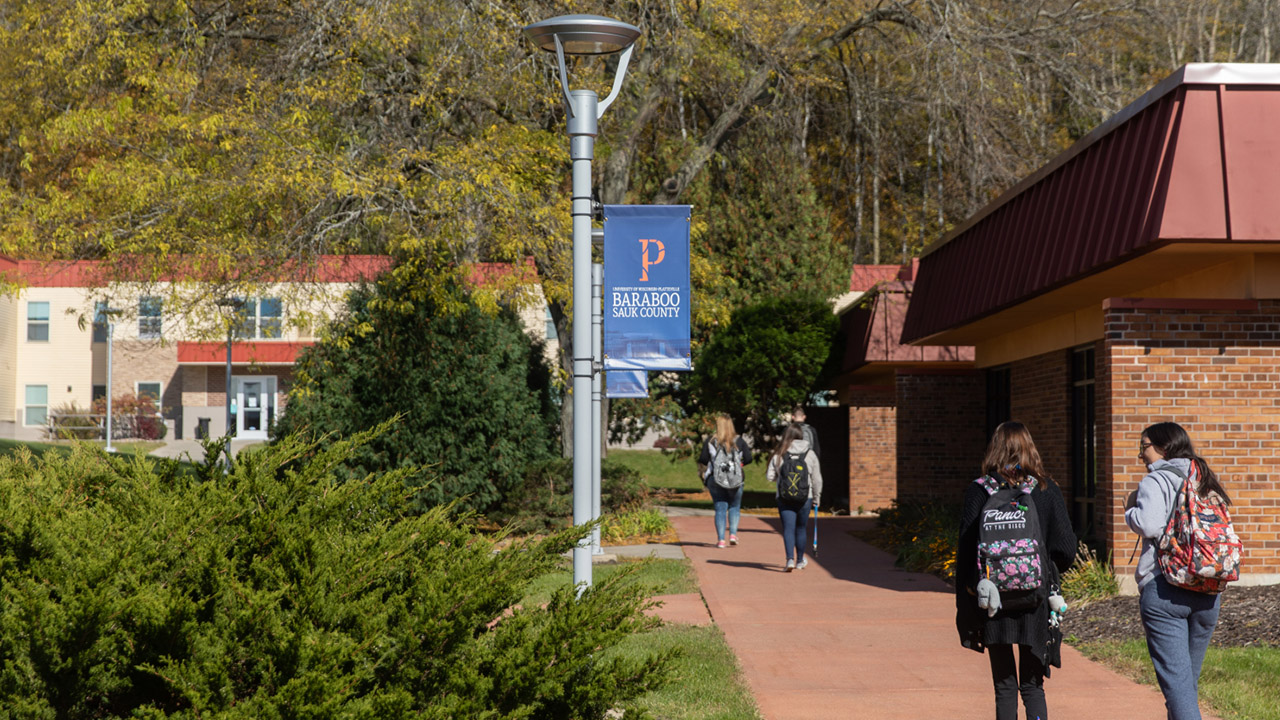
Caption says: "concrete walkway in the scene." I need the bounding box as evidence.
[668,513,1219,720]
[147,438,265,462]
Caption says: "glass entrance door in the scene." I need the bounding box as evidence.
[233,376,276,440]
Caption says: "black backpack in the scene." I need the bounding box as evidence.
[975,475,1047,612]
[777,450,810,503]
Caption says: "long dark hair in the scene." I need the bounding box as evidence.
[981,421,1049,490]
[1142,422,1230,504]
[771,424,804,466]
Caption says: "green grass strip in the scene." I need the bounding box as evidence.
[609,448,777,509]
[1076,639,1280,720]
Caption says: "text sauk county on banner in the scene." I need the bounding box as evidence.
[602,205,692,371]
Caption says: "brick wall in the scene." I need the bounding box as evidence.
[847,385,896,512]
[895,370,987,503]
[115,339,181,423]
[1010,351,1071,486]
[1104,299,1280,585]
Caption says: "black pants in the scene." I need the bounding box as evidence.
[988,643,1047,720]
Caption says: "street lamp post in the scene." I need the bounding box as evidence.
[215,297,244,466]
[104,309,120,452]
[591,261,604,556]
[523,14,640,591]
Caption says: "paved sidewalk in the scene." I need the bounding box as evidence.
[670,513,1219,720]
[148,438,265,461]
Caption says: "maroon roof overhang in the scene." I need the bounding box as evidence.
[903,63,1280,344]
[840,275,974,384]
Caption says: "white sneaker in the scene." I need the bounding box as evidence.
[796,559,809,570]
[785,559,796,572]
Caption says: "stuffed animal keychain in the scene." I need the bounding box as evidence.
[1048,585,1068,628]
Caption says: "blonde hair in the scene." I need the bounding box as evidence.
[715,415,736,451]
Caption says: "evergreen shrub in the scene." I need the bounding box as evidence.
[274,275,559,513]
[0,432,671,718]
[492,458,651,533]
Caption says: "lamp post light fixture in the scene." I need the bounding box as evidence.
[214,297,245,463]
[523,13,640,591]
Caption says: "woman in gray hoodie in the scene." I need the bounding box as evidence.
[1125,421,1230,720]
[766,423,822,571]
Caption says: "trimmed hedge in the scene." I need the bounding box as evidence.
[0,431,670,718]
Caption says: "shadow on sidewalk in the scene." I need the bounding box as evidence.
[716,513,954,594]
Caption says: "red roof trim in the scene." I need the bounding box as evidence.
[177,341,312,365]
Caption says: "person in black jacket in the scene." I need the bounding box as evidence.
[956,421,1077,720]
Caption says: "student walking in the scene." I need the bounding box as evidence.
[698,414,752,548]
[956,421,1077,720]
[766,424,822,571]
[1125,422,1233,720]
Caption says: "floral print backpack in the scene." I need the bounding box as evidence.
[975,476,1046,611]
[1156,464,1243,594]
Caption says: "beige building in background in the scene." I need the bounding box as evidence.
[1,256,557,443]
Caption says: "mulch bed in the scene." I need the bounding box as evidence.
[1066,583,1280,648]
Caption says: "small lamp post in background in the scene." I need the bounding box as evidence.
[522,14,640,591]
[214,297,245,460]
[103,307,121,452]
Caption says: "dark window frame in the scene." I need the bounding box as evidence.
[985,366,1012,440]
[1070,344,1097,543]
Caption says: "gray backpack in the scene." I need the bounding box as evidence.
[711,443,744,490]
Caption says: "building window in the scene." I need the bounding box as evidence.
[139,296,163,339]
[25,385,48,426]
[92,301,109,343]
[985,366,1011,440]
[27,301,50,342]
[92,385,107,404]
[1071,345,1097,543]
[233,297,284,339]
[545,307,557,341]
[260,297,283,338]
[137,382,162,404]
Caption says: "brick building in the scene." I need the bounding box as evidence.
[833,262,975,513]
[902,63,1280,590]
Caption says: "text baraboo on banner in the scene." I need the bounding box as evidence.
[602,205,692,371]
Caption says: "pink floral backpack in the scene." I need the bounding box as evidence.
[975,475,1046,611]
[1156,463,1243,594]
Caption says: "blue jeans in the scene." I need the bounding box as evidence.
[988,644,1046,720]
[1140,574,1221,720]
[707,482,743,541]
[777,498,812,562]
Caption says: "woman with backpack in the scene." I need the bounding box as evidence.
[956,421,1076,720]
[1125,422,1232,720]
[698,414,753,548]
[765,423,822,571]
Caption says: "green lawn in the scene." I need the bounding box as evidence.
[1076,639,1280,720]
[609,448,777,510]
[0,438,164,458]
[527,558,762,720]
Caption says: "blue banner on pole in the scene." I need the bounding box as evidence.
[606,370,649,398]
[603,205,692,371]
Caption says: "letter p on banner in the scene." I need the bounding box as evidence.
[603,205,692,371]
